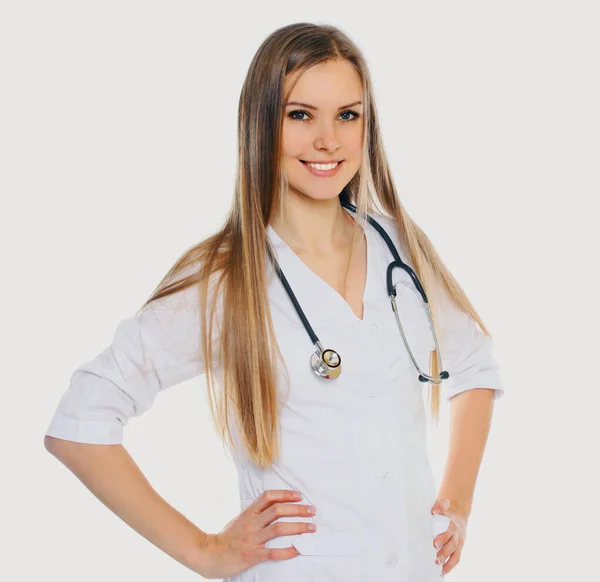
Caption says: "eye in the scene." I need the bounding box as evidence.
[287,110,311,121]
[286,110,362,122]
[339,110,361,122]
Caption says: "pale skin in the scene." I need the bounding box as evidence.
[269,57,367,319]
[270,57,497,577]
[432,387,496,575]
[44,58,495,580]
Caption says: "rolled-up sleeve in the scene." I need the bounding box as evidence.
[433,283,504,402]
[45,279,210,444]
[373,214,503,402]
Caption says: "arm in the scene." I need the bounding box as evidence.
[45,437,210,573]
[428,273,504,519]
[436,387,496,519]
[44,266,220,573]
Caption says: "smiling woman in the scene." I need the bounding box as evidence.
[45,21,503,582]
[281,60,364,194]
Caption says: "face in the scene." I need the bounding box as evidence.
[281,59,364,203]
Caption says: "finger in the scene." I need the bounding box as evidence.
[435,511,467,549]
[441,547,461,576]
[260,545,302,562]
[433,531,451,552]
[256,500,316,529]
[250,489,302,514]
[432,519,456,551]
[436,532,459,565]
[255,519,315,546]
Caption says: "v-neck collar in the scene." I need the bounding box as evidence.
[266,206,376,327]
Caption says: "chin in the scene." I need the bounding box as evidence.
[293,190,345,203]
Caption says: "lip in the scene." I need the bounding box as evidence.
[300,160,344,178]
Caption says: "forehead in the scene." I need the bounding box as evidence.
[284,60,363,105]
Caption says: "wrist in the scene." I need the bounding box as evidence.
[183,529,214,575]
[450,498,472,521]
[436,495,472,521]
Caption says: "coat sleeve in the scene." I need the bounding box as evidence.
[45,276,214,444]
[374,214,504,402]
[431,280,504,401]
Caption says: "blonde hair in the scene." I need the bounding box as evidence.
[139,23,492,469]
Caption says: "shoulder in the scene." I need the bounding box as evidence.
[143,257,223,332]
[367,212,411,264]
[368,212,400,240]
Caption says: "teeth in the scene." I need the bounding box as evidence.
[306,161,339,171]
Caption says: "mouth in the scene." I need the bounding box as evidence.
[300,160,344,177]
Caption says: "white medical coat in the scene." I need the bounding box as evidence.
[45,210,504,581]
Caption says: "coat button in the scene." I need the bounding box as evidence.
[386,554,399,567]
[367,391,376,398]
[382,471,391,479]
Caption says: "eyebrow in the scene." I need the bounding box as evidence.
[284,100,363,110]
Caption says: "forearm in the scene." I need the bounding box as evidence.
[45,436,209,573]
[437,388,496,518]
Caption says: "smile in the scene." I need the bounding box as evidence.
[300,160,344,177]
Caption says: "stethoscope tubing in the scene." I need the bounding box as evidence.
[266,200,449,384]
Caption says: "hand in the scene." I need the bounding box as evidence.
[430,498,469,576]
[193,489,317,580]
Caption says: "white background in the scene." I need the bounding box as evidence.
[2,1,598,580]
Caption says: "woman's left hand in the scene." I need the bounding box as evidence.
[430,498,469,576]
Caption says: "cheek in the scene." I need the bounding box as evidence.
[283,157,304,182]
[281,122,309,157]
[344,126,364,159]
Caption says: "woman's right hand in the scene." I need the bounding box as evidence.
[195,489,317,580]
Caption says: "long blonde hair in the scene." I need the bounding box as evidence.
[138,23,492,469]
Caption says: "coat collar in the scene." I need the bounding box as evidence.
[265,208,379,329]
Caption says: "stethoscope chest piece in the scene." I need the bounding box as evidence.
[310,347,342,380]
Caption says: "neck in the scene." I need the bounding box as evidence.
[269,194,355,254]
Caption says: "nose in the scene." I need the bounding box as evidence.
[313,120,340,152]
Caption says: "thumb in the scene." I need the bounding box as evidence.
[431,497,451,515]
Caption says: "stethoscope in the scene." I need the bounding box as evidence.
[266,200,450,385]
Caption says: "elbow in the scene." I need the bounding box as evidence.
[44,434,80,456]
[44,434,59,454]
[44,434,122,458]
[44,434,70,456]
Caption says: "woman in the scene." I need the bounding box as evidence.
[44,22,504,581]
